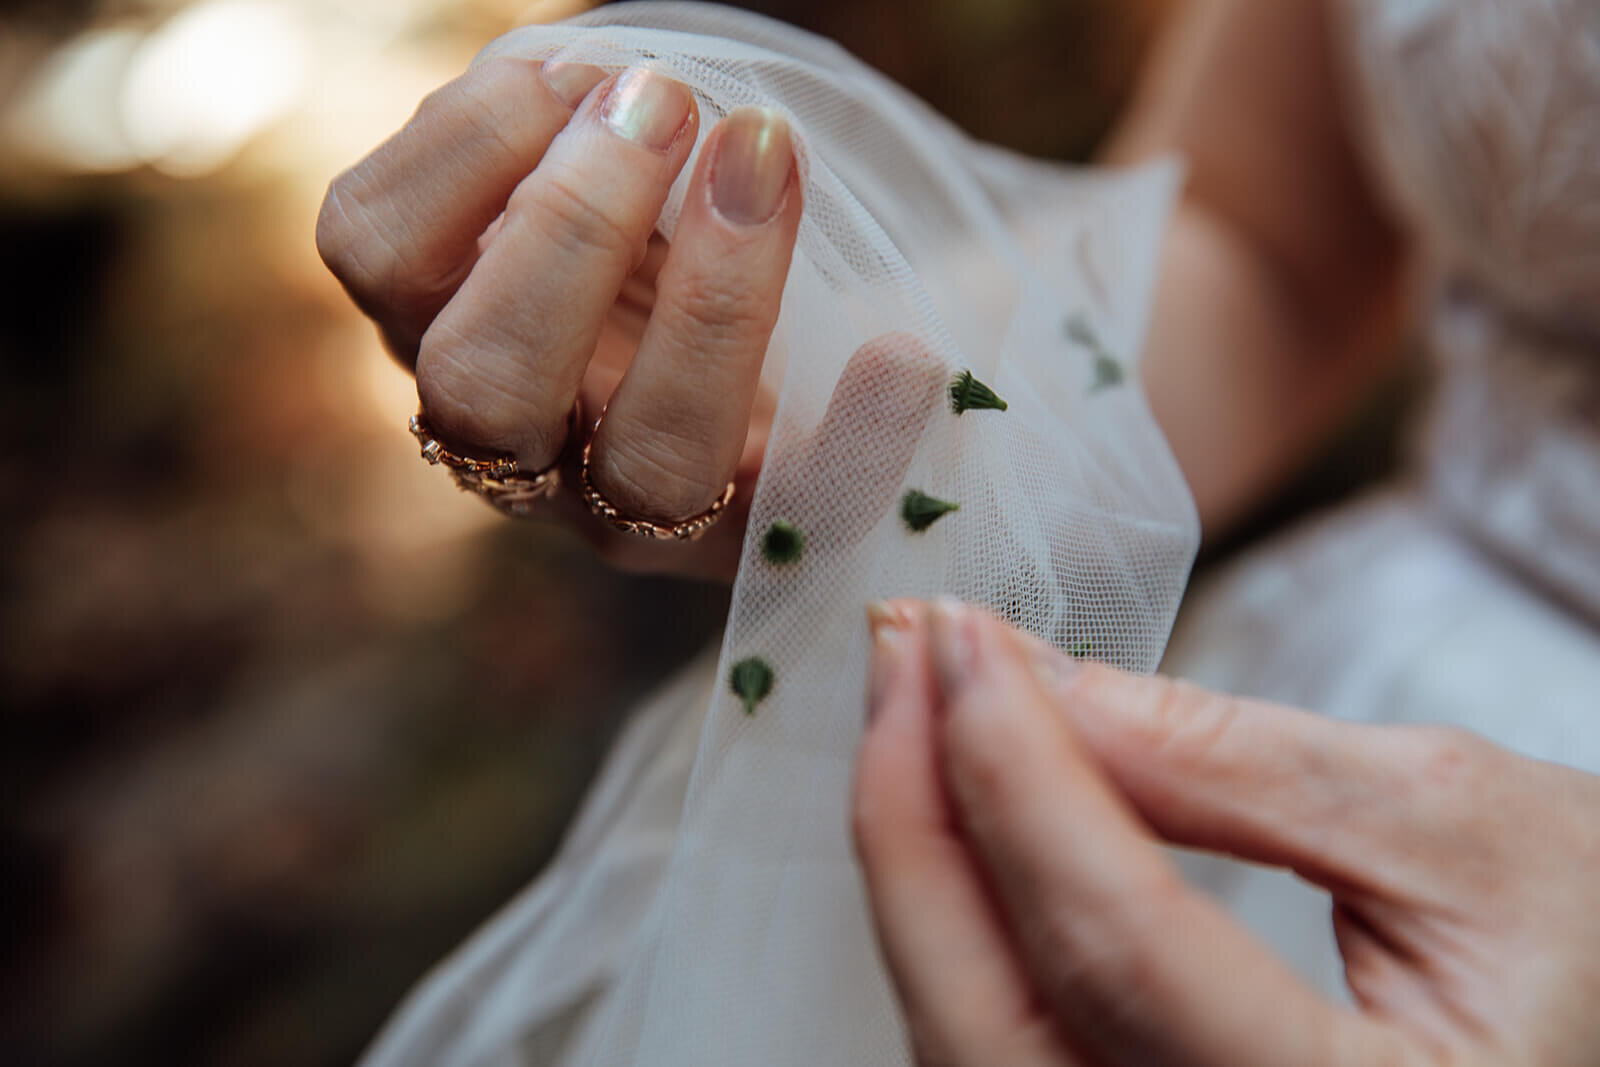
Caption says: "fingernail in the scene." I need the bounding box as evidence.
[1029,646,1081,694]
[929,597,977,697]
[710,107,794,225]
[866,601,913,724]
[866,599,915,636]
[603,69,693,151]
[542,61,606,109]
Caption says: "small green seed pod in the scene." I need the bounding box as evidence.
[761,520,805,565]
[1090,355,1124,392]
[949,370,1008,414]
[729,657,775,715]
[901,489,960,533]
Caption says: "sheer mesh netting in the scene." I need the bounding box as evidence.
[361,4,1197,1065]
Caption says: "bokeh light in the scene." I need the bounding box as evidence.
[6,26,147,172]
[120,0,311,176]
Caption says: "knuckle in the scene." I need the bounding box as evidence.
[1384,725,1503,848]
[667,274,771,344]
[513,169,643,263]
[415,328,545,455]
[1113,669,1244,773]
[595,432,725,521]
[1402,725,1496,800]
[1163,683,1244,767]
[316,169,413,306]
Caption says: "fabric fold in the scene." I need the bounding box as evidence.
[363,5,1197,1065]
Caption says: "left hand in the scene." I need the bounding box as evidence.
[318,63,802,579]
[318,58,944,579]
[852,599,1600,1067]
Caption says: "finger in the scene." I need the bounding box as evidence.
[930,601,1419,1067]
[317,58,607,361]
[783,331,947,549]
[589,107,802,521]
[416,70,699,470]
[572,331,945,582]
[1011,628,1500,899]
[853,603,1073,1067]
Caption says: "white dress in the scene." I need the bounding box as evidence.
[363,0,1600,1058]
[1165,0,1600,997]
[361,6,1196,1065]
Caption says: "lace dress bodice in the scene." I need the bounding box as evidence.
[1340,0,1600,618]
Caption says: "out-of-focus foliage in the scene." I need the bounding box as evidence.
[0,2,1156,1064]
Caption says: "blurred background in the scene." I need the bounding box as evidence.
[0,1,1164,1063]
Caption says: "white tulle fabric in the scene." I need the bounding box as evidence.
[360,4,1197,1065]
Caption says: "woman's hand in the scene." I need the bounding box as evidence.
[316,60,805,580]
[854,599,1600,1067]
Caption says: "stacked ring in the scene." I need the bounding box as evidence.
[409,413,561,518]
[578,435,735,542]
[409,410,736,539]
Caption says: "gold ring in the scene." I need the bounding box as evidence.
[409,413,560,518]
[578,435,735,541]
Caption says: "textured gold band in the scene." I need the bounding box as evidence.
[409,413,561,518]
[578,436,735,541]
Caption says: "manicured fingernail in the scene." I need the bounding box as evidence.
[710,107,794,225]
[603,69,692,150]
[866,601,913,723]
[866,600,915,636]
[929,597,977,697]
[542,61,606,109]
[1029,645,1081,693]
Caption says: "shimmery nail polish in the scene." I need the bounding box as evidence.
[603,69,692,151]
[710,107,794,225]
[929,597,976,697]
[866,603,911,724]
[866,600,914,636]
[543,62,606,109]
[1030,652,1080,694]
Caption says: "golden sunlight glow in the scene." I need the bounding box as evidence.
[121,0,311,176]
[5,27,146,172]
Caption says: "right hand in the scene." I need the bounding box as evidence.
[855,599,1600,1067]
[317,58,812,579]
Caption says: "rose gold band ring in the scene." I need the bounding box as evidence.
[577,433,735,542]
[409,410,735,539]
[408,413,560,518]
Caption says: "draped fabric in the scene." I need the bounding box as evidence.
[362,4,1197,1064]
[362,0,1600,1054]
